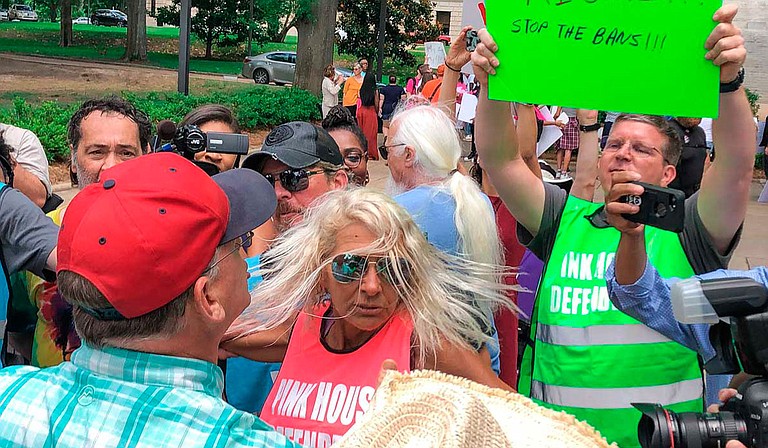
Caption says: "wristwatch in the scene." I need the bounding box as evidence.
[720,67,745,93]
[579,122,602,133]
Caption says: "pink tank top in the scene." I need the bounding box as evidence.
[261,303,413,447]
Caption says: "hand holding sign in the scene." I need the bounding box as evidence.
[705,4,746,84]
[478,0,735,117]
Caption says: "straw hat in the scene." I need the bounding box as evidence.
[335,370,616,448]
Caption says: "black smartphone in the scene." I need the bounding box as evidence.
[621,181,685,233]
[466,30,479,52]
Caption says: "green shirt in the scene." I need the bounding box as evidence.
[0,344,299,447]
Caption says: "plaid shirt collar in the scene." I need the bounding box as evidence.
[70,344,224,398]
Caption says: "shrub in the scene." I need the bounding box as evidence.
[0,88,321,162]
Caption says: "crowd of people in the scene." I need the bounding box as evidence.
[0,3,765,447]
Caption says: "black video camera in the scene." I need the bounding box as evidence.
[633,277,768,448]
[152,120,249,176]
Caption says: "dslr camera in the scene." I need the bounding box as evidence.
[633,277,768,448]
[152,119,249,176]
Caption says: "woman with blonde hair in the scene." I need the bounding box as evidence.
[342,63,364,118]
[223,188,518,446]
[321,64,345,118]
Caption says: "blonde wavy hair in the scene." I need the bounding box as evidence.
[388,105,503,269]
[230,188,520,366]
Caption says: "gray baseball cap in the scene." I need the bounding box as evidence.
[242,122,343,172]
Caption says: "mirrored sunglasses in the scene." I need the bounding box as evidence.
[331,253,411,286]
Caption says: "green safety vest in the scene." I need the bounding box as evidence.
[518,194,704,448]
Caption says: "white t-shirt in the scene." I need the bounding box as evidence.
[0,123,51,195]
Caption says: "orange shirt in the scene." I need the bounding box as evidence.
[420,78,443,103]
[342,76,363,107]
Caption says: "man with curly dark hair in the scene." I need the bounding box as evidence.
[67,96,152,188]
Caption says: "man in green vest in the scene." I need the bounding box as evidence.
[471,4,754,447]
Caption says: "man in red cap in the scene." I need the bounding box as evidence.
[0,152,299,448]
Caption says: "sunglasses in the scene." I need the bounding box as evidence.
[331,253,411,286]
[380,143,406,161]
[264,168,331,193]
[203,231,254,274]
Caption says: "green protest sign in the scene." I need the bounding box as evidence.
[486,0,721,118]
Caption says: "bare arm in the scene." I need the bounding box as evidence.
[221,321,292,363]
[425,341,516,392]
[438,26,473,116]
[570,109,599,201]
[696,5,754,254]
[515,104,542,178]
[472,30,546,236]
[12,162,47,208]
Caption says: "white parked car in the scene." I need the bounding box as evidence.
[0,8,9,21]
[9,4,38,21]
[72,16,90,25]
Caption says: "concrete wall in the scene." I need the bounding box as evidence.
[433,0,464,38]
[735,1,768,114]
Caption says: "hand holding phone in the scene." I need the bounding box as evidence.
[621,181,685,233]
[466,30,480,52]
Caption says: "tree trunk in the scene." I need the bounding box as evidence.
[206,28,213,59]
[122,0,147,62]
[59,0,73,47]
[48,1,56,22]
[276,18,295,43]
[294,0,338,96]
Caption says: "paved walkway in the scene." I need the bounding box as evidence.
[52,160,767,270]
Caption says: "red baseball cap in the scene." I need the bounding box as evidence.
[57,152,274,320]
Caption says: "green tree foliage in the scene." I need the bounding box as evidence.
[337,0,440,67]
[259,0,313,43]
[0,88,321,162]
[746,87,761,117]
[157,0,256,58]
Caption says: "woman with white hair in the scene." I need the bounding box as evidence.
[223,188,517,447]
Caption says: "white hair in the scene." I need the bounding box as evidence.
[228,188,520,366]
[389,105,503,268]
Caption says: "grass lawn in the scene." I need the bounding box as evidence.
[0,21,422,80]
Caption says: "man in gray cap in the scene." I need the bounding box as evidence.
[243,122,349,232]
[228,122,348,415]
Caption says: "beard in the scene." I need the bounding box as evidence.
[73,156,99,189]
[384,175,407,197]
[274,200,306,233]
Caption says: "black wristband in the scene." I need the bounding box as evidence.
[720,67,745,94]
[445,63,462,73]
[579,122,601,133]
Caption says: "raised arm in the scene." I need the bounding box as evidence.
[570,109,600,201]
[471,29,546,235]
[697,4,754,254]
[439,26,473,116]
[515,104,542,178]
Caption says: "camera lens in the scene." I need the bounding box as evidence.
[636,403,749,448]
[654,202,668,218]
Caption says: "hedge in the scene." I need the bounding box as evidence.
[0,87,321,162]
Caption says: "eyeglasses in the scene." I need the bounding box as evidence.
[344,151,366,169]
[380,143,406,161]
[331,253,411,286]
[264,168,331,193]
[203,231,254,274]
[603,139,668,163]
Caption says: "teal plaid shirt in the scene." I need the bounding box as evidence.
[0,344,299,447]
